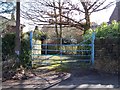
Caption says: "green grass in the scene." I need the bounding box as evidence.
[32,55,91,72]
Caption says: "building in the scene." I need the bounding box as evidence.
[0,16,15,33]
[109,0,120,22]
[0,15,25,37]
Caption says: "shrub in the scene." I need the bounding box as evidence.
[19,35,31,67]
[84,21,120,39]
[2,32,32,68]
[33,30,47,41]
[83,21,120,74]
[2,33,15,58]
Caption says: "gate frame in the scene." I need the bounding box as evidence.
[30,31,95,66]
[91,32,95,65]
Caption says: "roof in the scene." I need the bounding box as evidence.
[109,1,120,22]
[0,15,9,20]
[0,15,16,26]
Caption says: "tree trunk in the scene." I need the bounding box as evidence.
[84,11,90,34]
[59,0,62,41]
[53,0,60,50]
[59,3,62,49]
[81,2,90,34]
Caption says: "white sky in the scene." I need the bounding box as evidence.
[90,0,116,24]
[0,0,116,32]
[90,4,116,24]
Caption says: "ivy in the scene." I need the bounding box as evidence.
[33,30,47,41]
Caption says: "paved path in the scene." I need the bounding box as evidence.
[2,68,119,89]
[48,69,119,89]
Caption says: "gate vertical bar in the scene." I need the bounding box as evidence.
[60,37,62,64]
[45,39,47,64]
[30,31,33,50]
[45,39,47,55]
[91,32,95,65]
[30,31,33,67]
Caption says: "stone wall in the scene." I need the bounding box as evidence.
[94,38,120,73]
[32,39,42,58]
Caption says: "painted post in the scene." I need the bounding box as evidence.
[45,39,48,65]
[45,39,47,55]
[30,31,33,50]
[60,37,62,64]
[30,31,33,67]
[91,32,95,65]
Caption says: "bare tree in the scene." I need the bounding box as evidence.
[68,0,114,33]
[21,0,84,43]
[21,0,114,35]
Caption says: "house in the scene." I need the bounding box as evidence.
[0,15,25,37]
[109,0,120,22]
[0,16,15,34]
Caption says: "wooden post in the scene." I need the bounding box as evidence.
[15,1,21,64]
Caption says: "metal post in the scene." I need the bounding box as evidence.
[91,32,95,65]
[60,37,62,64]
[45,39,47,55]
[30,31,33,50]
[45,39,47,64]
[30,31,33,67]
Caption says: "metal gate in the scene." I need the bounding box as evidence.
[30,31,95,67]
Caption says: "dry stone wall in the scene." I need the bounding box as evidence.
[94,38,120,74]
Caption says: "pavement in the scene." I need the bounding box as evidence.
[2,68,119,89]
[47,69,119,89]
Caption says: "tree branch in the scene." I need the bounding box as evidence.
[88,0,99,10]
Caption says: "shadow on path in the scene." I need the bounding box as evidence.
[48,68,119,89]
